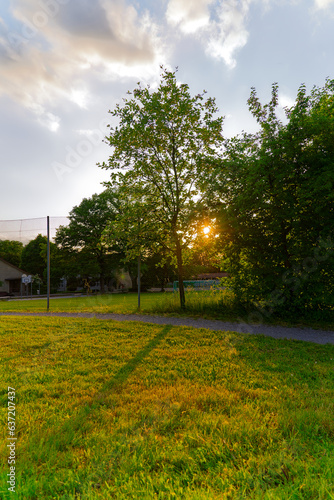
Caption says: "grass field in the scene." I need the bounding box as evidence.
[1,291,334,330]
[0,291,223,316]
[0,315,333,499]
[0,293,157,314]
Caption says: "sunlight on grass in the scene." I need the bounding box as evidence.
[0,316,333,499]
[1,289,333,330]
[0,289,235,318]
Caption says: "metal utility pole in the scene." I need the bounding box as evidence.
[47,216,50,311]
[137,254,141,310]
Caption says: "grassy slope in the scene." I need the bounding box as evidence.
[0,316,333,499]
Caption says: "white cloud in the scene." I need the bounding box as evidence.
[166,0,214,33]
[279,94,295,110]
[45,114,60,132]
[166,0,251,68]
[70,88,89,109]
[0,0,165,124]
[207,0,250,68]
[25,100,61,131]
[276,93,296,122]
[314,0,334,8]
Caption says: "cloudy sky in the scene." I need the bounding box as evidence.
[1,0,334,222]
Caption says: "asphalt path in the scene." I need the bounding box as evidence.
[1,311,334,345]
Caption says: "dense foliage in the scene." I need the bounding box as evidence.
[55,191,123,292]
[211,79,334,319]
[14,74,333,321]
[20,234,47,276]
[100,67,224,308]
[0,239,23,268]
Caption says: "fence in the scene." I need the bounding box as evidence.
[0,217,69,244]
[173,280,222,292]
[0,216,69,309]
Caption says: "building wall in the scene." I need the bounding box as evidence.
[0,259,25,294]
[9,279,22,295]
[0,279,9,293]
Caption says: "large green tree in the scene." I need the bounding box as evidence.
[0,240,23,268]
[19,235,63,293]
[212,79,334,316]
[55,190,122,292]
[100,67,224,308]
[20,234,47,276]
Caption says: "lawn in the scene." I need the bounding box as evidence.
[0,291,218,316]
[0,293,157,315]
[0,316,333,499]
[1,292,334,331]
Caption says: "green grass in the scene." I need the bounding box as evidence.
[1,290,334,330]
[0,316,334,499]
[0,293,155,314]
[0,291,231,320]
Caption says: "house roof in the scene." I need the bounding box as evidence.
[0,257,28,275]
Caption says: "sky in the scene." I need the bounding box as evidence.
[1,0,334,223]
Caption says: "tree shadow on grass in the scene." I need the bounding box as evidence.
[62,324,172,433]
[98,324,172,395]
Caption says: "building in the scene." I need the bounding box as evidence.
[0,258,28,296]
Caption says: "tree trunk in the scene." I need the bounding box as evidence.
[175,237,186,309]
[98,254,106,293]
[100,274,105,294]
[280,221,292,270]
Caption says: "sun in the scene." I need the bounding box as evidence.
[203,226,210,235]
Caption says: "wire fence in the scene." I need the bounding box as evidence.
[0,216,130,302]
[0,217,70,304]
[0,217,69,244]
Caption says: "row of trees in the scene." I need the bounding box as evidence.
[53,188,217,293]
[96,67,333,314]
[0,235,62,293]
[1,187,217,295]
[3,69,333,316]
[209,80,334,315]
[0,235,49,276]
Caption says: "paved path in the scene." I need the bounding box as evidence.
[1,311,334,345]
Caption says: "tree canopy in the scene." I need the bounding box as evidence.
[20,234,47,276]
[55,190,122,292]
[100,67,224,308]
[0,240,23,268]
[210,78,334,316]
[39,72,333,322]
